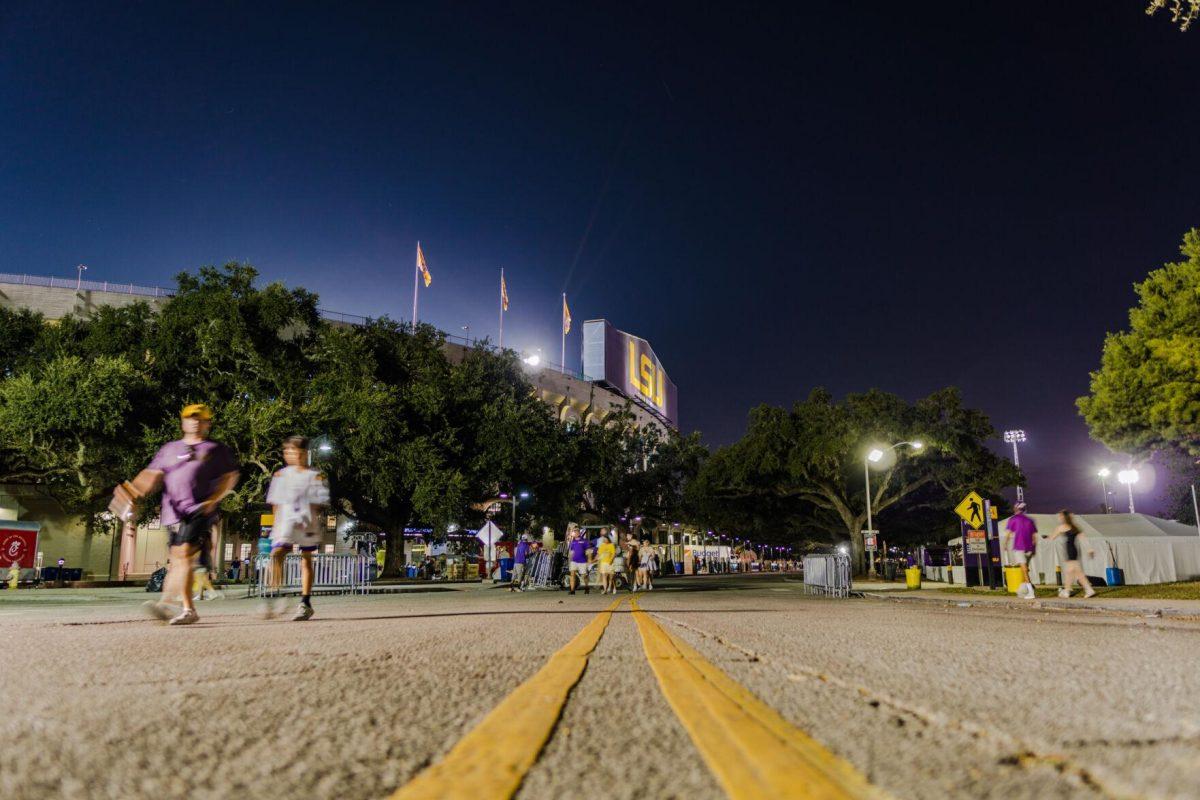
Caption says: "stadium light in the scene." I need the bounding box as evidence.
[1118,469,1139,513]
[1004,430,1027,503]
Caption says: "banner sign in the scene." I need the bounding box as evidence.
[582,319,679,428]
[0,527,39,569]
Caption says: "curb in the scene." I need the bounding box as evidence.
[860,591,1200,621]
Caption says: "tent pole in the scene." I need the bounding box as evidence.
[1191,484,1200,540]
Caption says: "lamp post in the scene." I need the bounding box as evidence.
[1097,468,1111,514]
[1003,430,1027,503]
[865,440,923,577]
[1117,469,1139,513]
[75,264,87,290]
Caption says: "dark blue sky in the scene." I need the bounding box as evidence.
[2,2,1197,512]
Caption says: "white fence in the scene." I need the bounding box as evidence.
[250,553,372,596]
[802,554,852,598]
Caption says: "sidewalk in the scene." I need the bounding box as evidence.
[862,587,1200,619]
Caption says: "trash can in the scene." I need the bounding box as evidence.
[905,566,921,590]
[1105,567,1124,586]
[499,557,514,582]
[1004,566,1024,594]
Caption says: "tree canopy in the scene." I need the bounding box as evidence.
[1079,228,1200,459]
[694,387,1018,572]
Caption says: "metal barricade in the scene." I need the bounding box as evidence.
[802,554,852,598]
[250,553,372,596]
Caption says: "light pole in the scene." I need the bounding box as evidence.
[75,264,88,290]
[865,440,923,577]
[1118,469,1139,513]
[1097,468,1111,513]
[1003,430,1027,503]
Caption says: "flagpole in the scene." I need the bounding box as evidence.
[499,268,505,349]
[411,241,420,328]
[561,292,566,374]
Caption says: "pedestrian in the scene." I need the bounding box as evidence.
[510,533,532,591]
[115,403,239,625]
[1049,509,1096,599]
[595,529,617,594]
[566,524,591,595]
[230,557,241,582]
[636,539,656,591]
[1004,501,1038,599]
[623,532,639,593]
[375,545,386,577]
[264,436,331,620]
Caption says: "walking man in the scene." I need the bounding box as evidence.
[566,524,591,595]
[510,533,532,591]
[1004,501,1038,599]
[265,436,331,620]
[117,403,239,625]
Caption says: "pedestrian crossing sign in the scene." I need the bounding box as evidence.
[954,491,987,526]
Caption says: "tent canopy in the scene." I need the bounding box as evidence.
[997,513,1200,585]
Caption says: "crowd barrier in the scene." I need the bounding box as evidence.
[802,554,852,598]
[249,553,372,596]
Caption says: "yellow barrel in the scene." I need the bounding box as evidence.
[1004,566,1023,594]
[905,566,921,589]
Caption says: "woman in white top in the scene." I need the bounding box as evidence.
[264,436,331,620]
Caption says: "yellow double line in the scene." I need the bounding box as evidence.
[391,596,885,800]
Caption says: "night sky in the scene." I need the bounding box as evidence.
[3,3,1197,513]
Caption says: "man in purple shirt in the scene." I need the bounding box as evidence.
[510,534,532,592]
[1004,502,1038,599]
[566,524,592,595]
[119,403,239,625]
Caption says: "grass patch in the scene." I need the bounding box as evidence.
[934,582,1200,600]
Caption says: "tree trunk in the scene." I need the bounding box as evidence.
[381,516,410,578]
[846,513,867,576]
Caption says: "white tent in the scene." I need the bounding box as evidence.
[1000,513,1200,586]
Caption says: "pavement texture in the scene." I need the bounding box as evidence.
[1,575,1197,800]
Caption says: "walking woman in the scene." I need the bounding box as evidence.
[1049,509,1096,599]
[624,532,639,593]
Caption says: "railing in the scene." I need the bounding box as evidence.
[249,553,372,596]
[0,272,171,298]
[802,553,852,598]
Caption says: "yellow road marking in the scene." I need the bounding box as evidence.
[391,597,624,800]
[630,597,890,800]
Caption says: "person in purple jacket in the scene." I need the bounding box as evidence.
[510,533,532,592]
[1004,502,1038,599]
[566,524,592,595]
[118,404,239,625]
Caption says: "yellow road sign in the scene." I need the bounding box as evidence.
[954,491,987,526]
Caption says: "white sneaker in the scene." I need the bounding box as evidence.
[168,608,199,625]
[143,600,175,621]
[1083,588,1096,599]
[1058,589,1070,598]
[259,597,285,619]
[292,603,314,621]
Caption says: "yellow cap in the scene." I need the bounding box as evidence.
[181,403,214,420]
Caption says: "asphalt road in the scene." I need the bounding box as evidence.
[1,574,1196,800]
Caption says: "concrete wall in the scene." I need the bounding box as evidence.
[0,281,168,320]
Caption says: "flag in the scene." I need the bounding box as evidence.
[500,270,509,311]
[416,242,431,288]
[562,294,571,335]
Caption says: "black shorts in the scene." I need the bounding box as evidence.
[168,515,213,550]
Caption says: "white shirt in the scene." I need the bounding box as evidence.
[265,466,330,545]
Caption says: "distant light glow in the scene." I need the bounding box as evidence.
[1003,430,1027,444]
[1118,469,1139,485]
[867,448,884,463]
[523,354,541,366]
[1097,467,1110,478]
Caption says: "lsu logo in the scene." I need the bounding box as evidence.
[627,340,665,410]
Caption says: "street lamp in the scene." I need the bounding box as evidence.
[865,441,923,577]
[1003,430,1027,503]
[1117,469,1139,513]
[1097,468,1111,513]
[76,264,88,290]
